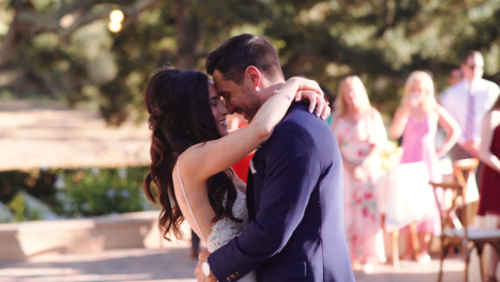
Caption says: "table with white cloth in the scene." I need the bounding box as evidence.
[377,161,480,269]
[377,162,437,268]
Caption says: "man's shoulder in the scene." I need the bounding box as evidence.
[441,81,467,106]
[481,78,500,92]
[442,80,466,96]
[265,103,332,146]
[281,102,328,127]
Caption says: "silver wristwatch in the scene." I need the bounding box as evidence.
[202,260,214,277]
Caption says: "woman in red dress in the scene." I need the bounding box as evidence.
[227,114,254,184]
[478,95,500,282]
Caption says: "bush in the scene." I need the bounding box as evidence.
[0,166,156,221]
[55,167,152,217]
[8,191,59,222]
[0,169,58,208]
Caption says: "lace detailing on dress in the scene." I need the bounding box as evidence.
[206,189,249,253]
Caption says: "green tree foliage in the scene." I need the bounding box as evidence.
[267,0,500,115]
[1,0,499,123]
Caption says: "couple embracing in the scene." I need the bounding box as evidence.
[144,34,355,282]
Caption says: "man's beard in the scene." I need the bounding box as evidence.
[243,102,262,122]
[239,86,265,122]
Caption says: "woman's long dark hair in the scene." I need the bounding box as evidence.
[144,67,241,241]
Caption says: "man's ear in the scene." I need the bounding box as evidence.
[244,66,262,88]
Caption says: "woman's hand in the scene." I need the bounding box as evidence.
[284,77,330,119]
[401,100,412,116]
[287,76,323,98]
[194,250,216,282]
[297,90,331,120]
[436,147,446,158]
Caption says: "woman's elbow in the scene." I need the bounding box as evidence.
[451,126,461,142]
[252,122,273,141]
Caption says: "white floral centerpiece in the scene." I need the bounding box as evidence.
[380,141,403,173]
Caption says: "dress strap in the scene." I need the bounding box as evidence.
[176,154,206,243]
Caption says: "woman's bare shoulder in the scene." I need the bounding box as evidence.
[173,145,207,186]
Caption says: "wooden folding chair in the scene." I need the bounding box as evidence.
[429,158,500,282]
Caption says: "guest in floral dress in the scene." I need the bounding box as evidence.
[332,76,387,273]
[390,71,460,263]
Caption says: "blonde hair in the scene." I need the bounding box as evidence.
[404,71,437,108]
[334,75,372,117]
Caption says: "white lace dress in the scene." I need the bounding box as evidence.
[176,156,256,282]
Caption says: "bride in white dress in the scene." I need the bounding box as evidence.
[143,67,328,281]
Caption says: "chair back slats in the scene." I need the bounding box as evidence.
[429,158,479,241]
[453,158,479,203]
[430,182,464,234]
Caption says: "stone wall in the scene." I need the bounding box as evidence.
[0,211,192,262]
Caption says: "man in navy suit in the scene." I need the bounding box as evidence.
[196,34,354,282]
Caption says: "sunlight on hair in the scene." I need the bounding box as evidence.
[404,71,436,108]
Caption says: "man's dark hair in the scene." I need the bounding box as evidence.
[449,66,462,75]
[462,50,483,64]
[205,34,284,84]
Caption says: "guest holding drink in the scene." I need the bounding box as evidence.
[478,96,500,282]
[390,71,461,263]
[331,76,387,273]
[441,51,499,185]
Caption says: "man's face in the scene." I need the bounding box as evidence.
[342,83,359,109]
[212,69,263,121]
[461,55,484,82]
[448,69,463,86]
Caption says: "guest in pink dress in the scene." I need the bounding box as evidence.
[390,71,461,263]
[332,76,388,273]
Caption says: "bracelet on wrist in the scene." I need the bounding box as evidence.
[273,89,293,102]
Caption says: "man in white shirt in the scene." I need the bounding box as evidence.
[441,51,500,183]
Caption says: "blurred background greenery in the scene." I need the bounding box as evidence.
[1,0,500,124]
[1,0,500,222]
[0,167,152,222]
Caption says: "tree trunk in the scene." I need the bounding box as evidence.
[0,13,31,69]
[175,0,201,70]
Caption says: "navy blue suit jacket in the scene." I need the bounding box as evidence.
[209,103,354,282]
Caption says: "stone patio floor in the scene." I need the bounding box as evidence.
[0,247,464,282]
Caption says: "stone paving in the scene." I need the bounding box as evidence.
[0,247,464,282]
[0,102,150,171]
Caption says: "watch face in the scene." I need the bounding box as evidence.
[202,261,211,276]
